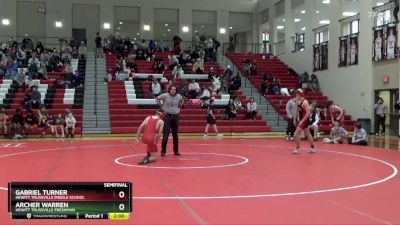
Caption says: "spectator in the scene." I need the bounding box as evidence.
[374,97,388,136]
[188,80,201,99]
[153,59,165,74]
[126,53,137,72]
[263,73,274,82]
[38,109,49,137]
[178,80,189,97]
[47,114,57,137]
[28,52,40,67]
[164,79,173,93]
[211,76,221,94]
[208,67,216,81]
[261,79,270,96]
[192,58,204,74]
[308,102,320,141]
[24,110,38,135]
[199,86,211,101]
[56,113,65,137]
[149,78,162,98]
[104,69,113,83]
[271,77,281,95]
[6,60,18,80]
[78,41,88,60]
[172,64,184,79]
[61,49,72,64]
[27,61,38,79]
[224,65,233,80]
[347,122,368,146]
[323,121,348,144]
[233,96,243,111]
[228,73,241,94]
[65,113,76,138]
[225,98,237,120]
[285,90,296,141]
[71,70,82,87]
[0,107,8,137]
[37,63,48,80]
[299,72,310,89]
[309,74,320,92]
[95,32,103,58]
[29,86,41,110]
[246,97,257,120]
[172,34,182,48]
[10,108,24,139]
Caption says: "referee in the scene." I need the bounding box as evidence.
[156,85,183,157]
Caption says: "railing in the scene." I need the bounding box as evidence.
[222,42,271,56]
[273,40,286,56]
[0,35,72,50]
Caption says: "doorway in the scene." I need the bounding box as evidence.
[72,29,86,45]
[375,89,399,136]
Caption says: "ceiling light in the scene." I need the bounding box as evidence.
[301,27,306,31]
[143,25,150,31]
[117,27,121,30]
[219,28,226,34]
[137,32,140,36]
[277,26,284,30]
[165,23,168,27]
[2,19,10,26]
[283,19,286,22]
[229,26,233,30]
[55,21,62,28]
[294,18,301,23]
[342,12,357,17]
[319,20,330,24]
[103,23,111,29]
[322,0,330,4]
[376,2,384,6]
[182,26,189,33]
[316,10,320,14]
[301,10,305,14]
[201,25,205,28]
[119,21,123,25]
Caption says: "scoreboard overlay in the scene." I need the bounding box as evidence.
[8,182,132,220]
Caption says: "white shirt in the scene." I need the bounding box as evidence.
[247,102,257,111]
[151,83,161,94]
[65,116,76,128]
[189,82,200,91]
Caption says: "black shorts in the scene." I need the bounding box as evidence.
[207,115,216,125]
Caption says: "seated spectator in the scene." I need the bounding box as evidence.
[225,99,237,120]
[299,72,310,89]
[36,61,47,79]
[261,79,270,96]
[323,121,348,144]
[233,96,243,111]
[65,113,76,138]
[347,122,368,146]
[228,73,241,94]
[246,97,257,120]
[61,49,72,64]
[126,53,137,72]
[199,86,211,101]
[149,78,161,98]
[16,48,27,67]
[172,64,184,79]
[38,109,49,137]
[104,69,113,83]
[192,58,204,74]
[271,78,281,95]
[24,110,38,135]
[29,86,41,110]
[136,48,146,60]
[71,70,82,87]
[212,76,221,94]
[47,114,57,137]
[308,104,320,141]
[6,60,18,80]
[10,108,24,139]
[0,107,8,137]
[56,113,65,137]
[224,65,233,80]
[28,52,40,67]
[178,80,189,97]
[309,74,320,92]
[13,68,26,92]
[153,59,165,74]
[188,80,201,99]
[27,61,38,79]
[208,67,216,81]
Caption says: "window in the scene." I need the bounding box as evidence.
[377,10,391,26]
[314,27,329,44]
[351,20,359,34]
[262,32,270,42]
[292,33,305,52]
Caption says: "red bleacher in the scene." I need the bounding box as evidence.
[106,52,271,134]
[227,53,355,132]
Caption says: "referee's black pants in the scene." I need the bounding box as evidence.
[161,114,179,154]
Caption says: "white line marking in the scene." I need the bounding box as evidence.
[114,153,249,169]
[0,143,397,201]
